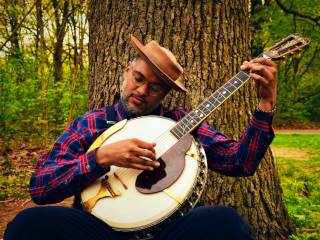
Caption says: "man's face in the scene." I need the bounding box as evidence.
[122,60,170,116]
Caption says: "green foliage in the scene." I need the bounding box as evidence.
[0,51,89,144]
[251,0,320,122]
[3,155,10,168]
[0,161,31,199]
[272,134,320,239]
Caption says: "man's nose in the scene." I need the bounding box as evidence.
[136,83,149,97]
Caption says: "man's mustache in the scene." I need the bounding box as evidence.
[128,93,148,104]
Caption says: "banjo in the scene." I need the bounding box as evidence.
[80,34,309,239]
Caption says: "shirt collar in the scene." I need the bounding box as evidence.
[116,97,164,121]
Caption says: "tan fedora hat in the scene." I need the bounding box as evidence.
[130,34,188,92]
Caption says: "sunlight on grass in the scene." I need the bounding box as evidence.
[272,134,320,150]
[273,134,320,239]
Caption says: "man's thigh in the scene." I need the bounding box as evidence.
[154,205,257,240]
[5,205,256,240]
[4,206,123,240]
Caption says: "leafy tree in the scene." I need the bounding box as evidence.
[250,0,320,123]
[0,0,89,145]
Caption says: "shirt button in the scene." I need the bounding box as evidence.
[86,165,90,170]
[64,180,68,184]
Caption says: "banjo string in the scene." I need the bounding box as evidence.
[106,103,205,182]
[105,124,176,182]
[105,99,205,183]
[102,68,262,184]
[107,134,173,183]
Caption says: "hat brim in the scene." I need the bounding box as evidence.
[130,34,188,93]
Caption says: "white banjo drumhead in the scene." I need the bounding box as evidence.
[81,116,200,230]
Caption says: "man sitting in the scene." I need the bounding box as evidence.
[5,34,277,240]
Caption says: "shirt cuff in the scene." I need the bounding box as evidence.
[251,108,275,135]
[79,149,109,177]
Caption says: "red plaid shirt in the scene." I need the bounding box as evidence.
[29,98,274,204]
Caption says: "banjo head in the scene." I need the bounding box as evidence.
[81,116,207,239]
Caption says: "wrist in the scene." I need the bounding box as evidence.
[259,99,276,111]
[95,148,112,169]
[256,101,277,114]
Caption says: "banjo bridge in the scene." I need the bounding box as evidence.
[83,177,121,213]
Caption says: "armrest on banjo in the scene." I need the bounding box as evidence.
[135,134,192,194]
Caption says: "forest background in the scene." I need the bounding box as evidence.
[0,0,320,239]
[0,0,319,146]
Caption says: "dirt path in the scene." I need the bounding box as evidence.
[270,146,311,160]
[274,129,320,134]
[271,129,319,160]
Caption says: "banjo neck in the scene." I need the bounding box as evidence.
[169,53,269,140]
[170,33,310,140]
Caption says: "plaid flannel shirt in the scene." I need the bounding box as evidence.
[29,98,274,205]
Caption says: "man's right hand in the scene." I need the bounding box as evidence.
[95,138,160,171]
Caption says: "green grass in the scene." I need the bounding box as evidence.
[272,134,320,150]
[0,158,32,200]
[272,134,320,239]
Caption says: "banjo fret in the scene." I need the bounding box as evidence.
[169,69,250,140]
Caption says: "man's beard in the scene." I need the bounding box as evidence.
[121,78,162,116]
[122,92,162,117]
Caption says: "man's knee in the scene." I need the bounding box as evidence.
[5,207,42,239]
[155,205,255,240]
[7,206,70,227]
[191,205,243,221]
[190,206,252,234]
[5,206,79,240]
[5,206,123,240]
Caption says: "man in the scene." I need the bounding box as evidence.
[5,34,277,240]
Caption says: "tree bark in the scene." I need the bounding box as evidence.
[88,0,297,239]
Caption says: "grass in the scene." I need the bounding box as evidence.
[271,134,320,240]
[0,223,7,238]
[0,156,32,200]
[272,134,320,150]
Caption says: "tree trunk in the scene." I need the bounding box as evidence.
[8,0,21,59]
[69,17,87,123]
[52,0,70,84]
[88,0,297,239]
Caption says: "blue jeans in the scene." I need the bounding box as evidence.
[4,205,257,240]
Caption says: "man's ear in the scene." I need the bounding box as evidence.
[123,62,132,79]
[159,87,172,101]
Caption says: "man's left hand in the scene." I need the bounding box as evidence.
[240,58,277,111]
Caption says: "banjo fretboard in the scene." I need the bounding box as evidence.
[169,54,270,140]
